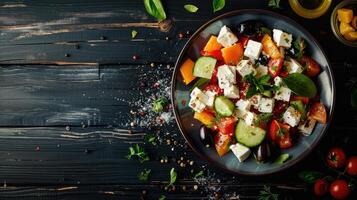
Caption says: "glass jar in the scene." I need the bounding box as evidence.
[289,0,332,19]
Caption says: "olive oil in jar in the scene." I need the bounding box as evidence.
[289,0,332,19]
[298,0,323,9]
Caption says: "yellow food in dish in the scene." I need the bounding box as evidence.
[337,8,354,23]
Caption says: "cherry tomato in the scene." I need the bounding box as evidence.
[238,82,250,99]
[239,36,249,47]
[268,58,284,78]
[346,156,357,176]
[309,102,327,124]
[291,95,309,104]
[326,147,346,169]
[269,120,292,148]
[214,132,232,157]
[314,179,329,197]
[300,56,321,77]
[217,117,237,136]
[278,134,292,149]
[329,180,351,200]
[204,84,223,95]
[279,70,289,78]
[273,100,288,117]
[200,50,224,61]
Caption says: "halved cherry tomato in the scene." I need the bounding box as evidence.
[329,179,351,200]
[326,147,346,169]
[346,156,357,176]
[291,95,310,104]
[268,58,284,78]
[273,100,288,117]
[214,132,232,157]
[210,67,218,84]
[200,50,224,61]
[309,102,327,124]
[300,56,321,77]
[279,70,289,78]
[204,84,223,95]
[269,120,292,148]
[238,82,250,99]
[217,117,237,136]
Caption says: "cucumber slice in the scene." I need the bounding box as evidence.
[291,100,307,120]
[214,96,234,117]
[193,56,217,79]
[235,120,266,147]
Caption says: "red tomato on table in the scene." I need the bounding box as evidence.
[326,147,346,169]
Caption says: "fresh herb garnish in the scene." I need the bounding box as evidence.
[293,37,306,59]
[138,168,151,182]
[167,167,177,187]
[258,185,279,200]
[268,0,281,9]
[212,0,225,13]
[143,0,167,21]
[245,74,274,98]
[260,27,272,35]
[158,195,166,200]
[298,171,324,184]
[283,73,317,98]
[274,153,290,164]
[131,30,138,39]
[194,170,204,179]
[254,113,273,126]
[184,4,198,13]
[144,134,158,145]
[152,97,167,113]
[126,144,150,163]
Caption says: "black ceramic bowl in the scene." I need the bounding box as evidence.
[171,9,335,175]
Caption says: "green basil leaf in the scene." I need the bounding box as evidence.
[138,168,151,182]
[274,153,290,164]
[268,0,281,9]
[158,195,166,200]
[143,0,166,21]
[184,4,198,13]
[283,73,317,98]
[298,171,324,184]
[212,0,225,13]
[168,167,177,186]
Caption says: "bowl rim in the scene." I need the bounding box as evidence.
[171,9,336,176]
[330,0,357,47]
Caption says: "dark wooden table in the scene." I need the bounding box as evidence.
[0,0,356,199]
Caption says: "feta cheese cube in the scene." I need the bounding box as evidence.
[217,65,236,89]
[235,99,251,118]
[256,65,268,78]
[230,143,251,162]
[224,85,240,99]
[236,60,256,78]
[283,106,301,127]
[285,58,304,74]
[273,29,292,48]
[274,87,291,102]
[204,91,216,107]
[258,98,275,113]
[189,98,206,112]
[274,76,284,87]
[298,118,317,136]
[217,26,238,47]
[244,40,263,60]
[250,94,262,109]
[243,111,257,126]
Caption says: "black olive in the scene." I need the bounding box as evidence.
[253,141,272,163]
[199,126,215,147]
[286,47,297,58]
[257,55,269,66]
[237,21,265,37]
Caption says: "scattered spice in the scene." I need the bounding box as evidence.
[100,36,106,40]
[132,55,139,60]
[64,53,70,57]
[131,30,138,39]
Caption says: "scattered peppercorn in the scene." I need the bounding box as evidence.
[64,53,70,57]
[132,55,139,60]
[100,36,106,40]
[178,32,184,38]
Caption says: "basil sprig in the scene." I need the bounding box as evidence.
[144,0,166,21]
[283,73,317,98]
[213,0,225,12]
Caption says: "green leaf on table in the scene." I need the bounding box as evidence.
[126,144,150,163]
[351,82,357,108]
[138,168,151,182]
[158,195,166,200]
[258,185,279,200]
[143,0,166,21]
[131,30,138,38]
[184,4,198,13]
[268,0,281,9]
[298,171,324,184]
[283,73,317,98]
[167,167,177,187]
[193,170,204,179]
[144,134,158,145]
[213,0,225,13]
[274,153,290,164]
[152,97,167,113]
